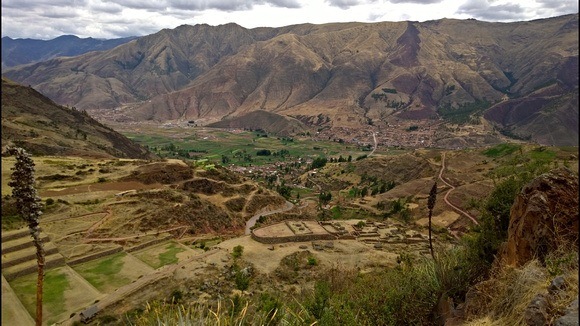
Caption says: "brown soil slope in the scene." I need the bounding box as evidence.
[1,78,154,159]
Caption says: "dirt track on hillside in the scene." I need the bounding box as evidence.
[438,152,479,225]
[40,181,162,197]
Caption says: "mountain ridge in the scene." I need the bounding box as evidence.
[3,14,578,146]
[1,35,137,70]
[1,78,155,159]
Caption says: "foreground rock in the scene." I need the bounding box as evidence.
[502,167,579,266]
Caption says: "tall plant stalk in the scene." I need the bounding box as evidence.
[6,147,45,326]
[428,182,438,261]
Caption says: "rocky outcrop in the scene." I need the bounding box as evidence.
[502,167,579,267]
[555,297,579,326]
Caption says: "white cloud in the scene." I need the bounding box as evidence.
[456,0,578,21]
[1,0,577,39]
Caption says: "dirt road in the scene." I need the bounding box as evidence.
[245,201,295,235]
[438,152,479,225]
[369,132,378,156]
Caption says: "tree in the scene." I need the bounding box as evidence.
[5,147,45,326]
[427,182,437,261]
[318,191,332,207]
[361,187,368,197]
[232,245,244,259]
[310,157,328,170]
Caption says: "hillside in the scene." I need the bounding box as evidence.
[207,110,309,135]
[1,35,136,70]
[1,78,154,159]
[2,15,578,146]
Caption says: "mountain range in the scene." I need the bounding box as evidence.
[2,14,578,146]
[1,35,136,70]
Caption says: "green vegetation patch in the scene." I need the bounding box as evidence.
[482,143,521,158]
[529,147,556,161]
[158,243,186,266]
[10,268,70,320]
[439,100,491,125]
[122,127,369,167]
[73,252,129,291]
[133,242,186,269]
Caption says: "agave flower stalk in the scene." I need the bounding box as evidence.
[428,182,437,261]
[6,147,45,326]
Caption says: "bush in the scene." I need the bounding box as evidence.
[256,149,272,156]
[232,245,244,259]
[307,257,318,266]
[235,270,250,291]
[310,157,328,170]
[464,158,553,274]
[169,289,183,304]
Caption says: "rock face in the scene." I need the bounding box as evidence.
[503,167,579,266]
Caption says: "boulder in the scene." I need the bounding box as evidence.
[548,275,567,295]
[555,297,579,326]
[524,294,551,326]
[502,168,579,266]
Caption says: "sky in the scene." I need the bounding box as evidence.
[1,0,578,40]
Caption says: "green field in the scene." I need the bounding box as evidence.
[132,241,188,269]
[9,266,102,325]
[482,143,521,158]
[73,252,155,293]
[122,127,371,166]
[10,269,69,322]
[73,252,130,292]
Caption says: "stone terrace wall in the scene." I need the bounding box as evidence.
[126,235,173,253]
[251,232,335,244]
[4,256,65,281]
[67,247,123,266]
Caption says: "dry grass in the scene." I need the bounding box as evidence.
[126,298,313,326]
[465,251,579,326]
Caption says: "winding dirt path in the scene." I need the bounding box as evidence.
[369,132,378,156]
[245,201,295,235]
[85,209,113,237]
[438,152,479,225]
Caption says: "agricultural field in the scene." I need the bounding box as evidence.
[131,241,197,269]
[118,125,381,166]
[72,252,154,293]
[1,140,577,325]
[8,266,102,325]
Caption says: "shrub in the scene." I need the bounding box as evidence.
[169,289,183,304]
[232,245,244,259]
[307,257,318,266]
[235,270,250,291]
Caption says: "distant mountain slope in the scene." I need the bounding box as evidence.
[3,15,578,146]
[1,35,136,70]
[484,86,579,146]
[1,78,155,159]
[207,110,308,136]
